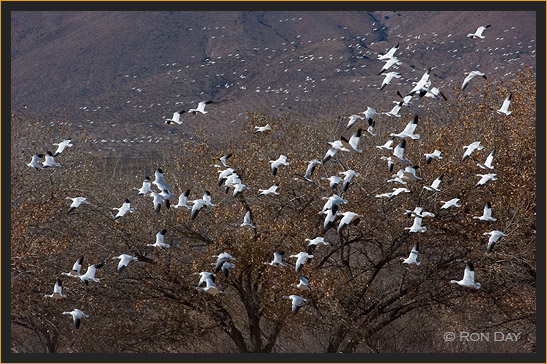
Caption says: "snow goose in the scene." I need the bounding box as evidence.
[63,309,89,329]
[336,211,362,234]
[270,155,289,175]
[218,167,235,186]
[290,252,314,273]
[375,187,410,200]
[264,250,285,266]
[219,153,232,167]
[377,42,399,61]
[346,114,364,129]
[42,151,61,167]
[188,100,212,114]
[450,262,481,289]
[254,123,272,133]
[475,173,498,187]
[405,216,426,233]
[378,56,402,75]
[440,198,461,209]
[402,165,421,181]
[62,256,84,278]
[232,182,250,197]
[461,70,487,91]
[174,189,191,209]
[340,169,359,192]
[304,159,321,181]
[113,199,134,220]
[221,261,235,277]
[402,243,420,265]
[321,194,347,213]
[321,204,339,231]
[149,191,165,212]
[407,67,431,97]
[136,176,152,195]
[497,93,512,115]
[53,139,73,156]
[44,278,66,299]
[66,197,90,214]
[424,150,443,164]
[381,156,395,173]
[259,184,280,196]
[147,229,170,248]
[283,294,307,314]
[366,118,376,136]
[79,262,104,286]
[380,72,401,91]
[202,191,217,207]
[27,153,44,170]
[153,168,172,192]
[361,106,378,123]
[190,198,208,219]
[376,137,395,150]
[390,115,420,140]
[340,128,363,153]
[424,86,447,100]
[388,168,407,185]
[195,271,216,287]
[462,141,484,162]
[484,230,508,252]
[160,189,176,208]
[423,174,444,192]
[241,210,256,229]
[198,275,223,295]
[291,276,312,290]
[112,254,138,272]
[305,237,330,250]
[384,101,403,117]
[474,201,497,222]
[392,139,409,164]
[396,91,413,106]
[321,175,343,189]
[213,252,236,274]
[405,206,435,218]
[477,149,496,170]
[165,110,185,124]
[467,25,491,39]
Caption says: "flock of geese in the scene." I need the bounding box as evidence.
[28,23,516,330]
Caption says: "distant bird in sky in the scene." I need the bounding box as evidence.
[241,210,256,229]
[174,189,191,209]
[390,115,420,139]
[27,153,44,170]
[79,262,104,286]
[484,230,508,252]
[270,155,289,175]
[304,159,321,181]
[264,250,285,266]
[346,114,364,129]
[475,173,498,187]
[254,123,272,133]
[377,42,399,61]
[450,262,481,289]
[137,176,152,195]
[380,71,401,91]
[112,254,138,272]
[42,151,62,167]
[165,110,185,124]
[497,93,512,115]
[44,278,66,299]
[188,100,212,114]
[290,252,314,273]
[402,243,420,265]
[283,294,307,314]
[113,199,134,220]
[477,149,496,170]
[440,198,461,209]
[259,184,280,196]
[66,197,90,214]
[53,139,73,156]
[462,141,484,162]
[63,309,89,329]
[474,201,497,221]
[468,24,491,39]
[62,256,84,278]
[461,70,487,91]
[148,229,170,248]
[424,149,443,164]
[423,174,444,192]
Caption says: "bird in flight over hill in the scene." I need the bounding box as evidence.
[377,42,399,61]
[380,71,401,91]
[254,123,272,133]
[174,189,191,209]
[112,254,138,273]
[188,101,213,114]
[475,173,498,187]
[283,294,307,314]
[136,176,152,195]
[497,93,512,115]
[390,115,420,140]
[42,151,62,168]
[44,278,67,299]
[384,101,403,118]
[62,256,84,278]
[219,153,232,167]
[461,70,487,91]
[337,211,361,234]
[291,276,312,290]
[340,128,363,153]
[63,309,89,329]
[148,229,170,248]
[113,199,134,220]
[53,139,73,156]
[241,210,256,229]
[423,174,444,192]
[424,149,443,164]
[259,184,280,196]
[378,56,402,75]
[473,201,497,222]
[477,149,496,170]
[407,67,431,97]
[440,198,461,209]
[303,159,321,181]
[467,24,491,39]
[66,197,91,214]
[264,250,285,266]
[270,155,289,175]
[79,262,104,286]
[26,153,44,170]
[346,114,364,129]
[462,141,484,162]
[213,252,236,274]
[484,230,508,252]
[290,252,314,273]
[153,168,172,192]
[165,110,185,124]
[450,262,481,289]
[402,243,420,265]
[392,139,409,164]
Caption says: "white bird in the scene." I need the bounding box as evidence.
[497,93,512,115]
[241,210,256,229]
[218,167,235,186]
[62,309,89,329]
[423,174,444,192]
[461,70,487,91]
[392,139,409,164]
[283,294,307,314]
[321,194,347,213]
[165,109,185,124]
[147,229,170,248]
[232,182,250,197]
[396,90,413,106]
[42,151,62,167]
[477,149,496,170]
[376,137,395,150]
[408,67,431,97]
[220,261,235,277]
[137,176,152,195]
[462,141,484,162]
[304,159,322,181]
[378,56,402,75]
[44,278,66,299]
[290,252,314,273]
[190,199,207,219]
[188,100,212,114]
[346,114,364,129]
[213,252,236,274]
[424,86,447,100]
[27,153,45,170]
[475,173,498,187]
[366,118,376,136]
[219,153,232,167]
[361,106,378,123]
[160,189,176,209]
[388,168,407,185]
[195,271,216,287]
[340,169,359,192]
[337,211,362,234]
[174,189,191,209]
[113,199,134,220]
[377,42,399,61]
[402,165,421,181]
[405,206,435,219]
[440,198,461,209]
[321,204,339,231]
[381,156,395,173]
[149,191,165,212]
[291,276,312,290]
[152,168,172,192]
[450,262,481,289]
[305,237,330,248]
[340,128,363,153]
[197,275,223,295]
[259,184,280,196]
[79,262,104,286]
[66,197,90,214]
[425,150,443,164]
[202,191,217,207]
[254,123,272,133]
[405,216,426,233]
[474,201,497,222]
[484,230,508,252]
[53,139,73,156]
[62,256,84,278]
[322,147,340,164]
[322,175,343,189]
[375,187,410,200]
[264,250,285,266]
[380,71,401,91]
[390,115,420,140]
[112,254,138,272]
[402,243,420,265]
[270,155,289,175]
[384,101,403,117]
[467,24,491,39]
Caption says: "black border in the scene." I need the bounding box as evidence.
[3,1,545,363]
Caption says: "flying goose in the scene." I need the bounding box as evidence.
[62,256,84,278]
[232,182,250,197]
[381,156,394,172]
[290,252,314,273]
[259,184,280,196]
[380,72,401,91]
[424,86,447,100]
[112,254,138,272]
[392,139,409,164]
[484,230,508,252]
[66,197,91,214]
[165,110,185,124]
[396,90,413,106]
[366,118,376,136]
[390,115,420,140]
[27,153,44,170]
[467,24,491,39]
[137,176,152,195]
[79,262,104,286]
[220,261,235,277]
[473,201,497,221]
[241,210,256,229]
[361,106,378,123]
[42,151,62,168]
[197,275,223,295]
[321,194,347,213]
[440,198,461,209]
[304,159,322,181]
[264,250,285,266]
[188,100,212,114]
[190,198,208,219]
[159,189,176,208]
[213,252,236,274]
[291,276,312,290]
[423,174,444,192]
[219,153,232,167]
[402,165,421,181]
[63,309,89,329]
[202,191,217,207]
[375,187,410,200]
[404,206,435,218]
[497,93,512,115]
[321,204,339,231]
[340,170,359,192]
[336,211,362,234]
[44,278,66,299]
[377,42,399,61]
[149,191,166,212]
[461,70,487,91]
[321,175,343,189]
[340,128,363,153]
[462,141,484,162]
[405,216,426,233]
[174,189,191,209]
[113,199,134,220]
[384,101,403,117]
[402,243,420,265]
[450,262,481,289]
[283,294,307,314]
[270,155,289,175]
[424,149,443,164]
[147,229,170,248]
[376,137,395,150]
[378,56,402,75]
[407,67,431,97]
[254,123,272,133]
[475,173,498,187]
[195,271,216,288]
[53,139,73,156]
[305,237,330,248]
[477,149,496,170]
[346,114,364,129]
[152,168,172,192]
